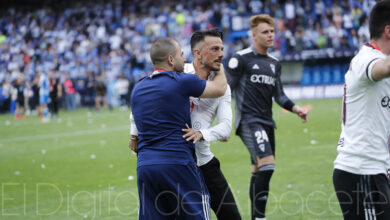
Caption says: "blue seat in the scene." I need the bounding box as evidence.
[301,65,311,85]
[312,65,322,85]
[332,64,342,84]
[322,64,331,84]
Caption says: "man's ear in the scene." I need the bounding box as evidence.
[385,25,390,39]
[168,55,174,65]
[194,49,201,57]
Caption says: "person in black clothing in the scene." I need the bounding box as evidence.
[31,73,40,115]
[95,73,108,111]
[14,76,26,120]
[85,71,96,109]
[226,14,309,220]
[49,71,62,118]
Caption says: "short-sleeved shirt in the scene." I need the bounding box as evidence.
[226,46,294,130]
[131,71,206,167]
[334,44,390,175]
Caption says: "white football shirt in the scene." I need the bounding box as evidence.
[334,44,390,175]
[184,63,233,166]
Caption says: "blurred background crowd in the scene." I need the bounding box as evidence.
[0,0,376,118]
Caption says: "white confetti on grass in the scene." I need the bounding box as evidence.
[310,140,317,145]
[5,120,10,126]
[15,171,20,175]
[128,176,134,181]
[109,186,115,191]
[41,149,46,154]
[109,164,114,168]
[287,184,292,188]
[90,154,96,159]
[303,128,308,133]
[41,164,46,169]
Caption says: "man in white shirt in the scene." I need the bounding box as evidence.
[129,29,241,219]
[333,1,390,219]
[182,29,241,220]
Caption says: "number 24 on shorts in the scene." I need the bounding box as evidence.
[255,130,268,152]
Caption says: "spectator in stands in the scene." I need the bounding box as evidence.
[85,71,96,109]
[14,76,25,120]
[0,0,378,115]
[115,73,129,111]
[49,71,62,118]
[63,74,76,111]
[95,73,108,112]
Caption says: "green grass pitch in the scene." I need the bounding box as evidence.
[0,98,343,219]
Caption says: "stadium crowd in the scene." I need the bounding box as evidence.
[0,0,376,116]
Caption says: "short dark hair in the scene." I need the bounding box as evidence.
[190,28,223,51]
[150,37,178,65]
[369,0,390,40]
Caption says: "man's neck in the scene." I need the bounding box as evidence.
[193,60,210,80]
[153,64,172,72]
[372,38,390,55]
[253,43,268,55]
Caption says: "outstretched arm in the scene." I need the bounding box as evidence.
[274,65,308,123]
[199,65,227,98]
[371,56,390,81]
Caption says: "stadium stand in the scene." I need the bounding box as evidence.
[0,0,377,113]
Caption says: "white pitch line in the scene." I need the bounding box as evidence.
[0,125,129,143]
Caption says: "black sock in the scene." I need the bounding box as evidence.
[249,173,256,220]
[254,164,274,218]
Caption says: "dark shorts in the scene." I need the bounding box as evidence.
[137,162,211,220]
[199,157,241,220]
[238,123,275,165]
[333,169,390,220]
[16,96,24,107]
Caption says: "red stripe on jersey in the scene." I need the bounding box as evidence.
[190,102,194,113]
[369,41,382,52]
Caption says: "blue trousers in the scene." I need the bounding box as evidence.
[137,162,210,220]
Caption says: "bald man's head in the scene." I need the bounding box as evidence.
[150,38,178,66]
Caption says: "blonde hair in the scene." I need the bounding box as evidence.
[250,14,274,29]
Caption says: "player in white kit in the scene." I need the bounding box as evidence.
[333,1,390,220]
[182,29,241,220]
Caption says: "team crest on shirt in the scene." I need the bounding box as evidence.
[258,144,265,152]
[270,64,275,74]
[193,121,201,130]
